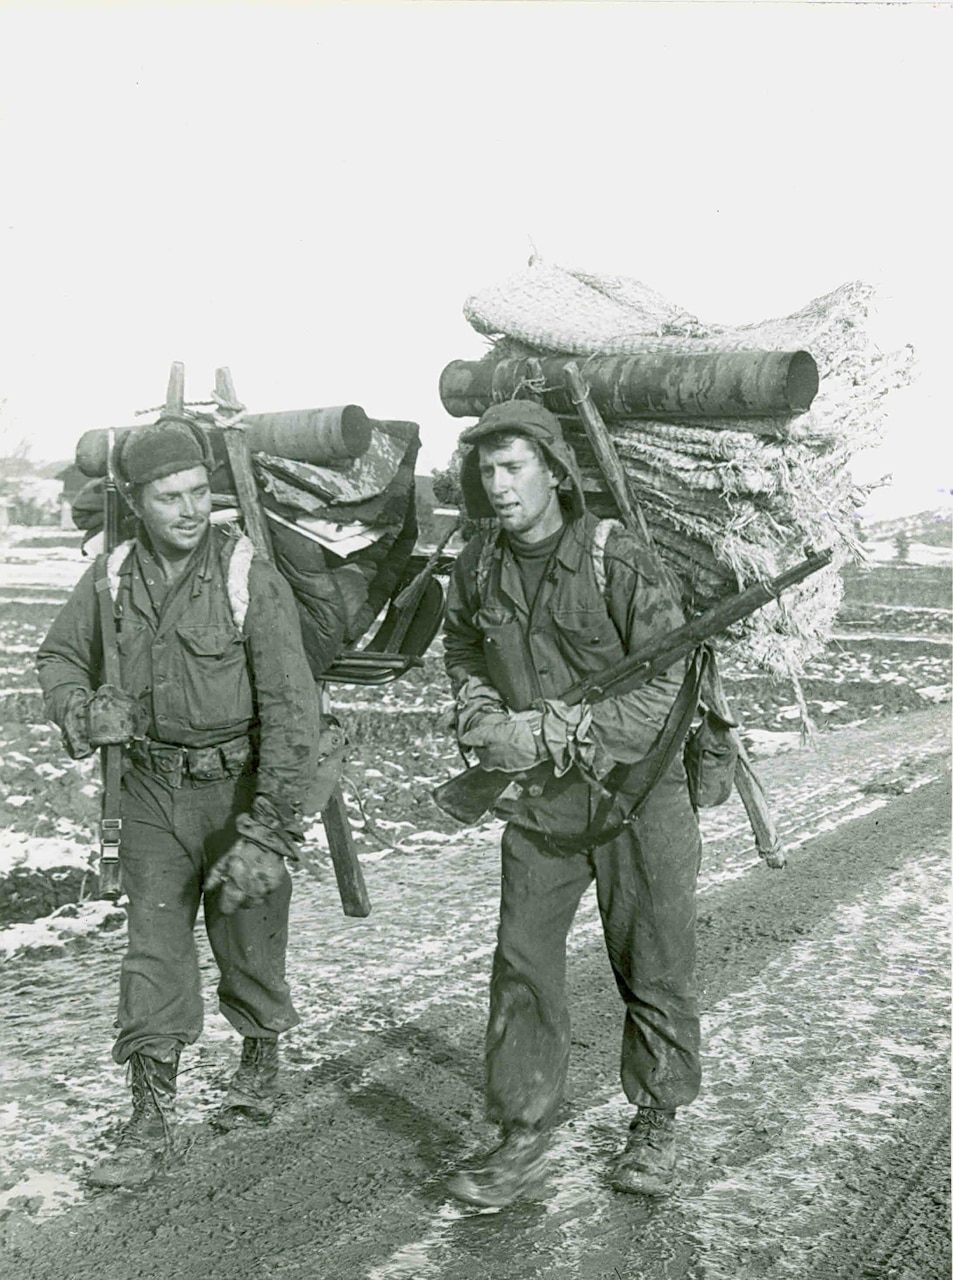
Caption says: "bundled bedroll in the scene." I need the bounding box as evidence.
[439,259,917,683]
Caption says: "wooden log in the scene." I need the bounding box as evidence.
[440,350,819,424]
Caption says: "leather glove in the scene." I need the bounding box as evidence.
[205,839,286,915]
[85,684,139,748]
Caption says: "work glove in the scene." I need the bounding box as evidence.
[458,706,545,774]
[540,698,615,781]
[61,684,139,758]
[86,684,139,747]
[61,688,95,759]
[205,839,286,915]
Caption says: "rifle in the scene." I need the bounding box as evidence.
[93,427,124,900]
[432,547,833,825]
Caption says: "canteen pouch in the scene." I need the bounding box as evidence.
[684,706,739,809]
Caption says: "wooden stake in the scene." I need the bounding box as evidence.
[212,367,371,917]
[563,362,786,870]
[165,362,186,416]
[564,362,653,545]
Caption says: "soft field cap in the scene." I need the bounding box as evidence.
[457,398,586,521]
[118,419,208,486]
[459,399,564,449]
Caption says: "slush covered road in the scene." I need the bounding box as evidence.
[0,707,949,1280]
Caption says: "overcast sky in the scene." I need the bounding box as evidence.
[0,0,949,518]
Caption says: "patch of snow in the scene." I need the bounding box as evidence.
[917,685,951,703]
[742,730,804,757]
[0,830,95,876]
[0,1168,84,1220]
[33,763,67,781]
[0,900,125,958]
[6,796,32,808]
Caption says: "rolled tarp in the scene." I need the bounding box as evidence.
[75,404,374,477]
[439,350,819,424]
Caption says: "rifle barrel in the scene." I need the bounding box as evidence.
[564,548,832,706]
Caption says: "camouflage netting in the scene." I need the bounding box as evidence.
[442,260,917,679]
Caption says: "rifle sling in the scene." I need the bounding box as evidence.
[581,646,708,849]
[94,561,123,854]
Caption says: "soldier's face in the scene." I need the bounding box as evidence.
[136,466,212,559]
[478,435,563,543]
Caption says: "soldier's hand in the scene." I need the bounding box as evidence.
[85,684,139,748]
[205,839,286,915]
[460,707,545,774]
[61,688,95,759]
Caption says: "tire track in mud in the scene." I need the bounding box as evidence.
[0,711,949,1279]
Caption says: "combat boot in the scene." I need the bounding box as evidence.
[447,1127,550,1208]
[211,1035,280,1133]
[86,1051,178,1189]
[609,1107,677,1196]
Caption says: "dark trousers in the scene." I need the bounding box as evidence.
[112,766,299,1065]
[486,761,702,1130]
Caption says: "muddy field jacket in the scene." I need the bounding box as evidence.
[36,525,322,823]
[443,512,689,836]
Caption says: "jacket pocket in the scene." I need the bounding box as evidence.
[174,625,251,731]
[551,607,624,676]
[176,625,242,658]
[473,606,534,710]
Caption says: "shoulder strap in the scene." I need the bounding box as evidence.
[587,645,708,847]
[221,529,256,632]
[474,529,498,606]
[101,540,135,604]
[93,553,123,685]
[590,517,623,595]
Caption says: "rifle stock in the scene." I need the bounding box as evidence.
[432,548,833,824]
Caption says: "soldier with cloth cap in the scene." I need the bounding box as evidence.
[36,417,332,1188]
[442,400,704,1207]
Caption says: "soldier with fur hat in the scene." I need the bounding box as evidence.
[36,416,329,1188]
[443,400,704,1207]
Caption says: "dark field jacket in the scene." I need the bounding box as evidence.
[443,512,689,835]
[36,525,322,819]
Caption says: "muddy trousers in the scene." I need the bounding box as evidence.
[485,764,703,1130]
[112,766,299,1066]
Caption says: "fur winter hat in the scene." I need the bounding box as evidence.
[117,418,211,487]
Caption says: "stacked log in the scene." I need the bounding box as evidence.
[440,262,917,678]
